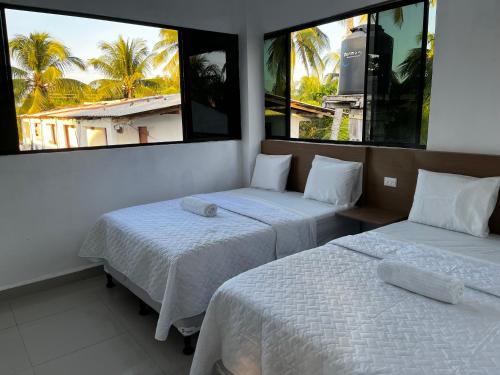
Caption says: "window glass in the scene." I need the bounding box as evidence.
[290,16,367,141]
[420,0,437,145]
[5,8,182,151]
[264,35,288,137]
[182,30,240,139]
[264,0,435,149]
[188,51,228,134]
[365,2,426,144]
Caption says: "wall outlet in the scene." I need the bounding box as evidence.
[384,177,398,188]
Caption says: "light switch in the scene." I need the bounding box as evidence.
[384,177,397,188]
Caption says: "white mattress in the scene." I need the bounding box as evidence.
[376,220,500,264]
[228,188,355,244]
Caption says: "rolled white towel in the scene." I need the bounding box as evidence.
[181,196,218,217]
[377,260,464,304]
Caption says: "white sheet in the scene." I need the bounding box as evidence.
[228,188,352,244]
[376,220,500,264]
[191,231,500,375]
[79,191,316,340]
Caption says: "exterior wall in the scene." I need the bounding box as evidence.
[114,113,184,144]
[290,114,302,139]
[20,112,184,151]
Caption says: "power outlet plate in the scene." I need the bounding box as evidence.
[384,177,398,188]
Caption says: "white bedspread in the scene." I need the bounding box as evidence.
[79,192,315,340]
[191,231,500,375]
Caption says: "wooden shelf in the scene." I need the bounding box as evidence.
[337,206,408,227]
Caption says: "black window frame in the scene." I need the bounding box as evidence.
[264,0,431,149]
[0,3,241,156]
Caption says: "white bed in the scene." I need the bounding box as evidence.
[190,221,500,375]
[79,188,353,341]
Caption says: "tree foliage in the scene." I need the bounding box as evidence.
[89,36,162,100]
[10,32,87,114]
[152,29,180,88]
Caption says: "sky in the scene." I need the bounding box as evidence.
[293,2,437,82]
[5,9,175,83]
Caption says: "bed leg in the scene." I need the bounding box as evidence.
[105,272,115,288]
[182,335,195,355]
[138,300,151,316]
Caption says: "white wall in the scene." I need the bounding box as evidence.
[2,0,242,33]
[0,141,242,290]
[239,2,266,184]
[427,0,500,155]
[0,0,244,290]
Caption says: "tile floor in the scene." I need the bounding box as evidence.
[0,275,193,374]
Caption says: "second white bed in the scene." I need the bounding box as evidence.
[191,221,500,375]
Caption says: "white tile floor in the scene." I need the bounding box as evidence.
[0,275,193,375]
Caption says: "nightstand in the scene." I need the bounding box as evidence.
[337,206,408,233]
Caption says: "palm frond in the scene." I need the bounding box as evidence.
[292,27,329,77]
[12,78,31,103]
[10,66,29,79]
[89,79,124,100]
[49,78,89,99]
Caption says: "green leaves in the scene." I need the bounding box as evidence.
[9,30,182,112]
[9,32,88,114]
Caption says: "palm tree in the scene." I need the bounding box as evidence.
[290,28,329,79]
[89,36,160,100]
[152,29,180,86]
[266,27,329,93]
[9,32,87,114]
[322,51,340,84]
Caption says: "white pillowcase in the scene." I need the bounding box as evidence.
[250,153,292,192]
[409,169,500,237]
[303,155,363,206]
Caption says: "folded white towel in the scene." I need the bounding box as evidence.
[181,196,218,217]
[377,260,464,304]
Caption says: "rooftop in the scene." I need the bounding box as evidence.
[19,94,182,120]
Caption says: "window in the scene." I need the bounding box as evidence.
[181,30,241,139]
[64,125,79,148]
[264,0,437,148]
[0,6,240,155]
[264,35,289,138]
[44,123,57,146]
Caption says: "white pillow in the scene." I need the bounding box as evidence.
[250,153,292,192]
[304,155,363,206]
[409,169,500,237]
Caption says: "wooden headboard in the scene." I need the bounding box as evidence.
[261,140,500,234]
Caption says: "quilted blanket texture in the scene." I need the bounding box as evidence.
[79,192,316,340]
[191,231,500,375]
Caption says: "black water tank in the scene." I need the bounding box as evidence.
[337,25,394,96]
[338,25,367,96]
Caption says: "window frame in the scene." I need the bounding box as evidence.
[264,0,431,149]
[0,3,241,156]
